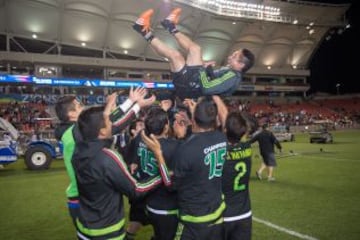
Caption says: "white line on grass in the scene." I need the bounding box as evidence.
[275,153,300,159]
[253,217,319,240]
[301,154,358,162]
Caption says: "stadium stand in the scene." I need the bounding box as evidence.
[0,0,351,96]
[0,0,356,131]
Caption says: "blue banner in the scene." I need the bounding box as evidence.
[0,94,111,105]
[0,74,174,89]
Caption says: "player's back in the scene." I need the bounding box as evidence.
[173,130,227,218]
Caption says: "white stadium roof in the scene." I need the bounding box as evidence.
[0,0,351,76]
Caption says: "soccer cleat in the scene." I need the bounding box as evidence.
[161,8,182,33]
[166,7,182,24]
[256,171,262,180]
[133,9,154,34]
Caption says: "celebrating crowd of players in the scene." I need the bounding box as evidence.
[54,7,260,240]
[55,87,260,240]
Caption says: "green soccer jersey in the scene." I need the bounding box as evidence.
[61,125,78,198]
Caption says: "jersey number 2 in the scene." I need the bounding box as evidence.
[234,162,246,191]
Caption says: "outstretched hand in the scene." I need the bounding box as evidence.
[104,92,117,116]
[129,86,148,103]
[183,98,196,118]
[138,94,156,108]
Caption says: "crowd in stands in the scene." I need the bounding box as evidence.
[0,101,52,133]
[1,97,359,135]
[218,97,359,129]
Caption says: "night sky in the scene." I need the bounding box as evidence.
[307,0,359,94]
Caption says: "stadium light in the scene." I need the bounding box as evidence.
[175,0,288,23]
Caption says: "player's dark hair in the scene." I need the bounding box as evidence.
[241,48,255,73]
[77,106,105,141]
[55,95,77,122]
[225,112,248,144]
[194,98,217,129]
[145,107,169,136]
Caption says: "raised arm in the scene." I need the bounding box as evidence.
[109,87,156,133]
[212,95,228,129]
[103,148,163,199]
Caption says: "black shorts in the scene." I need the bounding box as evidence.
[174,217,223,240]
[128,199,150,225]
[172,65,203,100]
[223,216,252,240]
[147,210,178,240]
[262,152,277,167]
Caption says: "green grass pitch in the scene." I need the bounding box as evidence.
[1,130,359,239]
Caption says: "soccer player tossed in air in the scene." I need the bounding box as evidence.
[133,8,255,100]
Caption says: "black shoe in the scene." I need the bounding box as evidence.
[133,9,154,36]
[161,19,173,29]
[161,19,178,34]
[132,23,145,35]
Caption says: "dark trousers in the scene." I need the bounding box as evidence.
[147,211,178,240]
[223,216,252,240]
[174,218,223,240]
